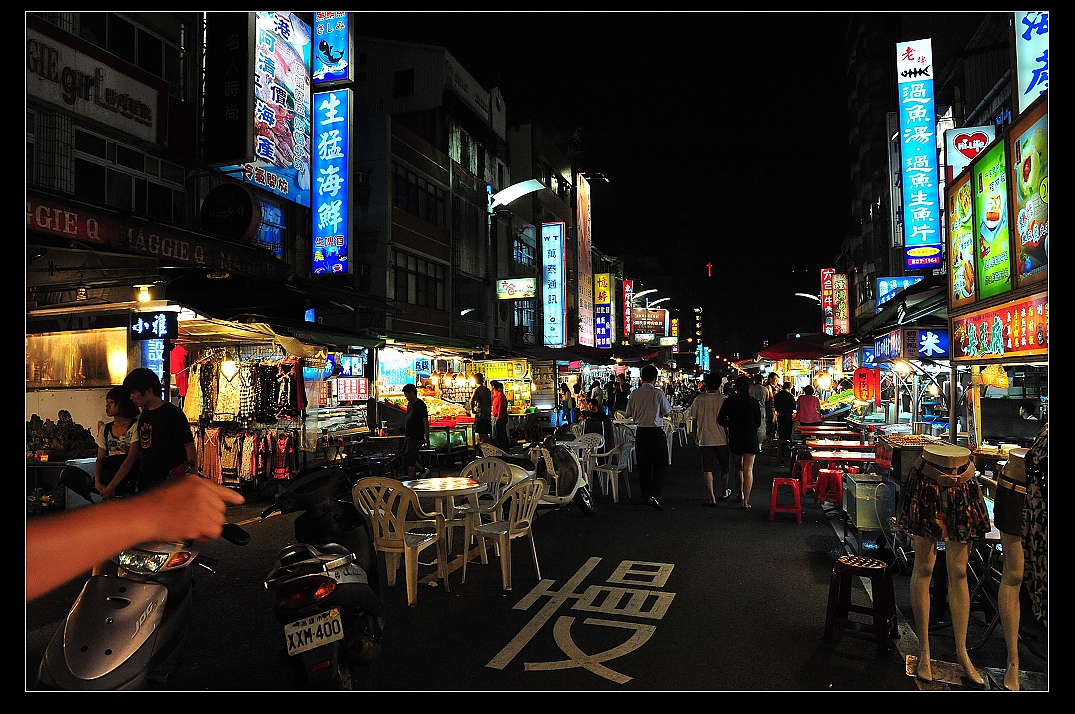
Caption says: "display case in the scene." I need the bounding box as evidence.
[873,433,946,484]
[843,472,896,532]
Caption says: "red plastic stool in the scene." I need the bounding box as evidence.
[823,554,898,651]
[797,460,819,495]
[815,468,844,507]
[769,477,802,522]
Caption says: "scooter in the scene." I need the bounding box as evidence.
[475,439,597,516]
[36,522,250,690]
[261,465,385,690]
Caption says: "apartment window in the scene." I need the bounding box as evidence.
[392,164,448,229]
[513,235,534,269]
[37,12,191,99]
[514,299,536,332]
[389,249,446,310]
[73,127,186,224]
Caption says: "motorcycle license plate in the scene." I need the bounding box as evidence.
[284,608,344,656]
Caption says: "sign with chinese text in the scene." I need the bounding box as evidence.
[631,308,667,336]
[204,13,255,165]
[312,12,350,84]
[576,175,594,347]
[476,360,529,381]
[1014,12,1049,115]
[945,125,995,182]
[622,279,634,340]
[951,291,1048,361]
[946,171,977,308]
[339,352,366,375]
[853,367,878,402]
[1009,95,1048,288]
[496,277,536,299]
[833,273,850,335]
[897,39,943,270]
[821,268,835,335]
[217,12,312,207]
[877,275,925,312]
[904,328,949,359]
[874,329,902,362]
[542,222,566,347]
[129,311,178,341]
[972,140,1013,299]
[336,376,368,402]
[312,88,350,274]
[594,273,613,349]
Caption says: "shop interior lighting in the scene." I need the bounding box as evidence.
[928,383,941,397]
[978,364,1009,388]
[814,371,833,390]
[220,352,239,379]
[892,360,912,377]
[135,284,153,302]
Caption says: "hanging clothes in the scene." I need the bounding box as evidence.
[240,430,260,482]
[201,426,223,485]
[183,361,204,423]
[236,362,258,424]
[170,343,190,398]
[215,363,242,421]
[268,429,296,480]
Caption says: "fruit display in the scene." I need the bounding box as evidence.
[380,393,468,420]
[820,389,855,414]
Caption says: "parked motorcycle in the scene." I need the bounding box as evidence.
[36,522,250,690]
[475,438,597,516]
[261,465,385,690]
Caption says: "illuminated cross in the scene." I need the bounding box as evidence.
[706,262,713,277]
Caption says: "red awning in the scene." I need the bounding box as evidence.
[757,336,843,361]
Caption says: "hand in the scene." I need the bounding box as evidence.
[146,474,245,543]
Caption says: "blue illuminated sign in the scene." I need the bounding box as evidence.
[129,311,178,341]
[875,275,924,312]
[312,12,350,84]
[542,222,566,347]
[312,88,351,275]
[896,39,943,270]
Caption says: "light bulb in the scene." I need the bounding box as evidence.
[136,284,152,302]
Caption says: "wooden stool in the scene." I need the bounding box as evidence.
[769,477,802,522]
[815,468,844,507]
[823,554,898,651]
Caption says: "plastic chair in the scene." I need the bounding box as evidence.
[462,477,548,590]
[815,468,844,508]
[577,432,605,489]
[570,423,585,440]
[453,457,513,535]
[590,444,632,503]
[352,477,449,606]
[769,477,803,522]
[670,411,690,447]
[614,423,636,473]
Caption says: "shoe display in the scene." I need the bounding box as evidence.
[648,496,663,511]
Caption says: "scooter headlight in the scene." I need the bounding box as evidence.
[118,547,171,574]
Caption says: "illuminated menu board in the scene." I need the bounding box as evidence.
[972,141,1013,299]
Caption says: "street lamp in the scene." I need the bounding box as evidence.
[647,297,671,308]
[794,292,822,304]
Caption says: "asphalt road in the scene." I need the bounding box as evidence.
[26,443,1047,692]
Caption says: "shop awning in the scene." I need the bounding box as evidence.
[177,314,383,358]
[380,330,484,356]
[757,335,844,361]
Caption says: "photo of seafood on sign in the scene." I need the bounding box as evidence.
[947,173,977,307]
[973,140,1012,300]
[1009,95,1048,288]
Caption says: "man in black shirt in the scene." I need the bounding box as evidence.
[774,381,797,463]
[123,367,197,491]
[401,383,430,479]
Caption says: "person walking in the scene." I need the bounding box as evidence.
[795,384,823,427]
[470,373,492,444]
[559,382,575,427]
[718,375,762,509]
[748,373,769,447]
[764,372,780,448]
[689,371,730,505]
[490,379,510,452]
[774,381,796,463]
[400,383,430,479]
[625,364,672,511]
[94,385,142,499]
[122,367,198,492]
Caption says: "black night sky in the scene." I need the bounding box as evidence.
[358,11,858,358]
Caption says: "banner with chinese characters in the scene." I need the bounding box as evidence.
[475,360,529,381]
[541,222,566,347]
[576,175,594,346]
[1014,12,1049,115]
[972,140,1013,299]
[832,273,850,335]
[312,88,350,275]
[594,273,613,349]
[312,12,351,84]
[951,291,1048,361]
[821,268,835,335]
[1009,95,1048,288]
[335,377,368,402]
[622,279,634,341]
[496,277,536,299]
[877,275,925,312]
[896,39,943,270]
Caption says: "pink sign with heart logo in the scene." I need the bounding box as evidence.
[954,131,989,159]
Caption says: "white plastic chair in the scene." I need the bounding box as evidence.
[462,477,548,590]
[570,422,585,440]
[577,432,604,489]
[452,457,513,549]
[614,423,636,473]
[671,411,690,447]
[352,477,449,606]
[591,444,632,503]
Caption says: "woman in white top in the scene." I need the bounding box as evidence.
[688,372,731,505]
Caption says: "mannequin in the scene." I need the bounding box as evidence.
[993,423,1048,690]
[895,444,992,685]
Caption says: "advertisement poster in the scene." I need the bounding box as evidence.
[972,141,1012,299]
[946,172,977,307]
[1014,11,1049,115]
[311,88,350,275]
[951,291,1048,361]
[1009,97,1049,287]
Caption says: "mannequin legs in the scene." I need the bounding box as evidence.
[909,535,984,685]
[998,532,1024,690]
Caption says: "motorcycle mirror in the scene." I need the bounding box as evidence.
[222,522,251,546]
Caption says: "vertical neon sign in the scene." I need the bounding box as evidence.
[542,222,566,347]
[821,268,835,335]
[896,39,942,270]
[594,273,612,349]
[312,88,350,274]
[622,279,634,340]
